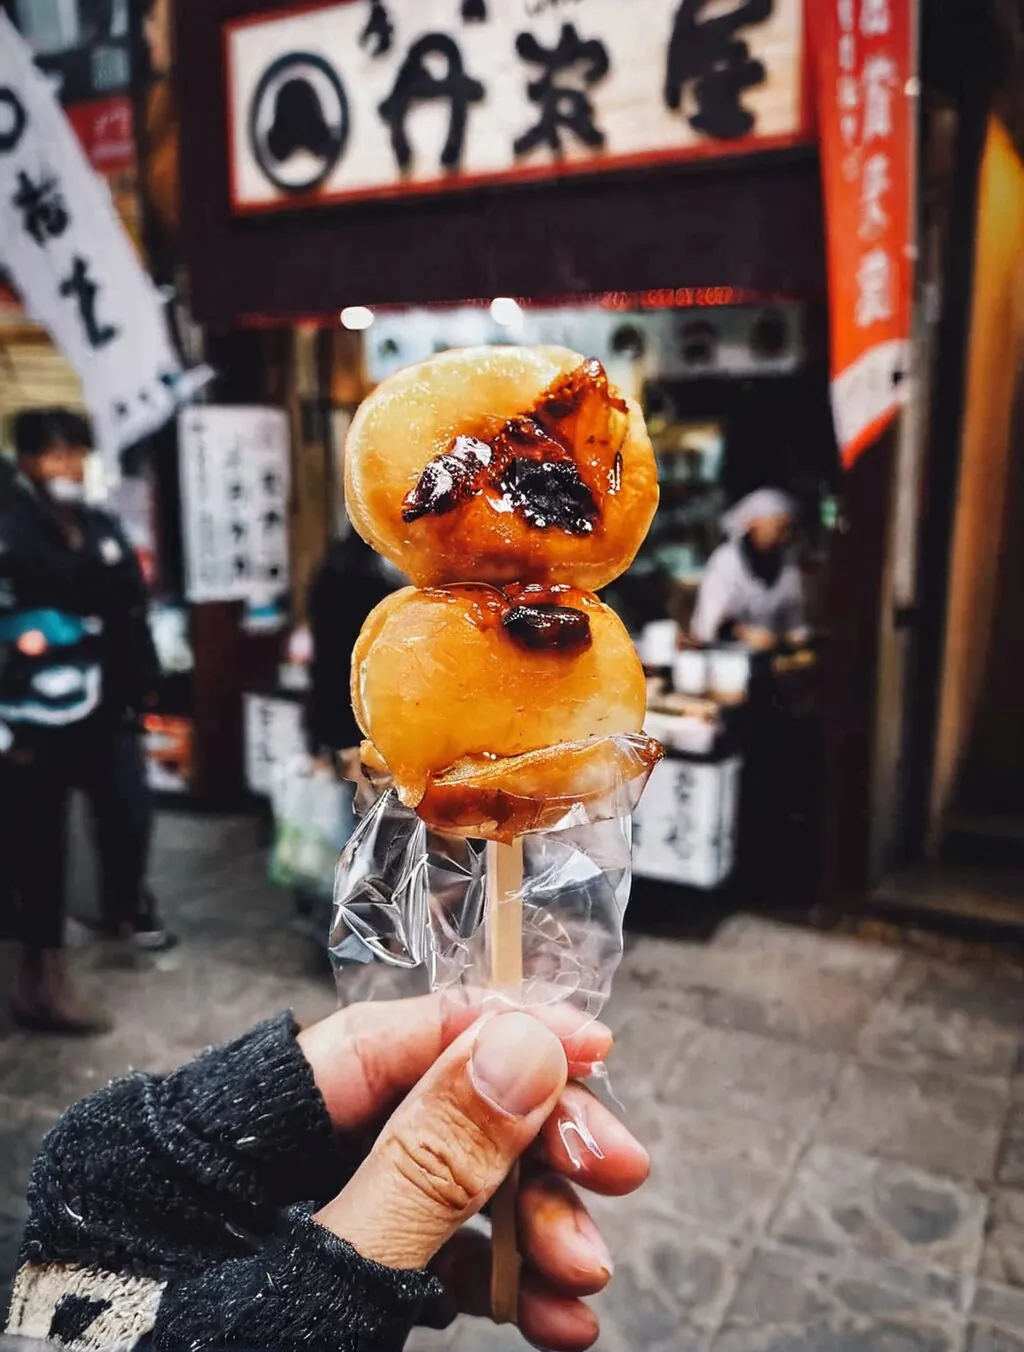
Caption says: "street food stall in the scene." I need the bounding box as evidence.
[165,0,917,911]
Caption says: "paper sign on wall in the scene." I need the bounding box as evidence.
[179,406,291,605]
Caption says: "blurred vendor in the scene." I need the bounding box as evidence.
[690,488,808,652]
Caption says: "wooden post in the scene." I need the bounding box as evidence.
[486,837,524,1325]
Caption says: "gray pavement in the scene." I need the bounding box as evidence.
[2,813,1024,1350]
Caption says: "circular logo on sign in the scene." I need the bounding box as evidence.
[248,52,349,195]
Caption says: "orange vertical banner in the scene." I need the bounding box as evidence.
[810,0,917,467]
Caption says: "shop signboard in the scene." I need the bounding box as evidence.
[143,714,195,795]
[225,0,810,216]
[65,96,136,176]
[179,405,292,606]
[810,0,917,466]
[0,13,200,461]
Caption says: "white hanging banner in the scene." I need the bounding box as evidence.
[179,405,291,606]
[0,13,207,463]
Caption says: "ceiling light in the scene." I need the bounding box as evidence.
[341,306,374,331]
[490,297,523,327]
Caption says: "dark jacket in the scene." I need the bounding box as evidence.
[306,534,394,755]
[0,481,159,735]
[4,1014,442,1351]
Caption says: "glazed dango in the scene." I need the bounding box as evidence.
[344,346,658,590]
[352,582,659,840]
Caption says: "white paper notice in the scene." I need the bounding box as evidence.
[179,405,291,605]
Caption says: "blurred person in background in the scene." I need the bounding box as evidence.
[0,453,15,510]
[306,525,395,789]
[690,487,809,652]
[0,409,170,1035]
[692,486,819,905]
[292,527,396,945]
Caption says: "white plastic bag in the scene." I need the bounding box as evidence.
[270,755,354,897]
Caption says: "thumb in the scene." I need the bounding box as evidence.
[315,1012,568,1270]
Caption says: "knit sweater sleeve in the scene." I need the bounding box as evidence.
[11,1014,443,1352]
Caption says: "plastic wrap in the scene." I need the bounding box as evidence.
[330,733,658,1022]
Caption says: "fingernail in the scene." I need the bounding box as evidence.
[471,1013,567,1117]
[575,1211,614,1278]
[558,1108,605,1171]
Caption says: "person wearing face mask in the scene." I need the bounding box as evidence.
[692,486,819,902]
[0,408,168,1033]
[690,487,809,653]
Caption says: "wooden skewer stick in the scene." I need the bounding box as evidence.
[486,836,525,1325]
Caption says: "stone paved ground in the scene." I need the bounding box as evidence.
[3,815,1024,1351]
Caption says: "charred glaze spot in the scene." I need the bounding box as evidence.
[399,359,624,531]
[402,435,491,522]
[502,603,593,652]
[540,357,625,421]
[500,458,598,534]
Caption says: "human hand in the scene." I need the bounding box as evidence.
[299,997,649,1351]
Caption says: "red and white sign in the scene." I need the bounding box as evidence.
[810,0,917,467]
[65,97,137,176]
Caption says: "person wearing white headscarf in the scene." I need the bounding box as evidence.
[690,488,809,651]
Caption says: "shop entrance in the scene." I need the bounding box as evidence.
[874,111,1024,931]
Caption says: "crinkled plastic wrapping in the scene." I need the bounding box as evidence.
[329,733,658,1023]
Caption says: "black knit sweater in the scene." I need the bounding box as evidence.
[5,1014,444,1351]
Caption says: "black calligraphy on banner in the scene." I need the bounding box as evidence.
[0,87,27,153]
[13,170,69,245]
[665,0,774,141]
[378,34,484,170]
[514,23,610,156]
[360,0,394,57]
[461,0,488,20]
[59,256,118,349]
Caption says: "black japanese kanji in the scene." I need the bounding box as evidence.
[59,256,118,349]
[0,88,27,154]
[378,33,484,170]
[462,0,487,20]
[665,0,773,141]
[13,170,70,245]
[262,508,284,531]
[263,470,282,495]
[513,23,610,156]
[360,0,393,57]
[230,521,248,543]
